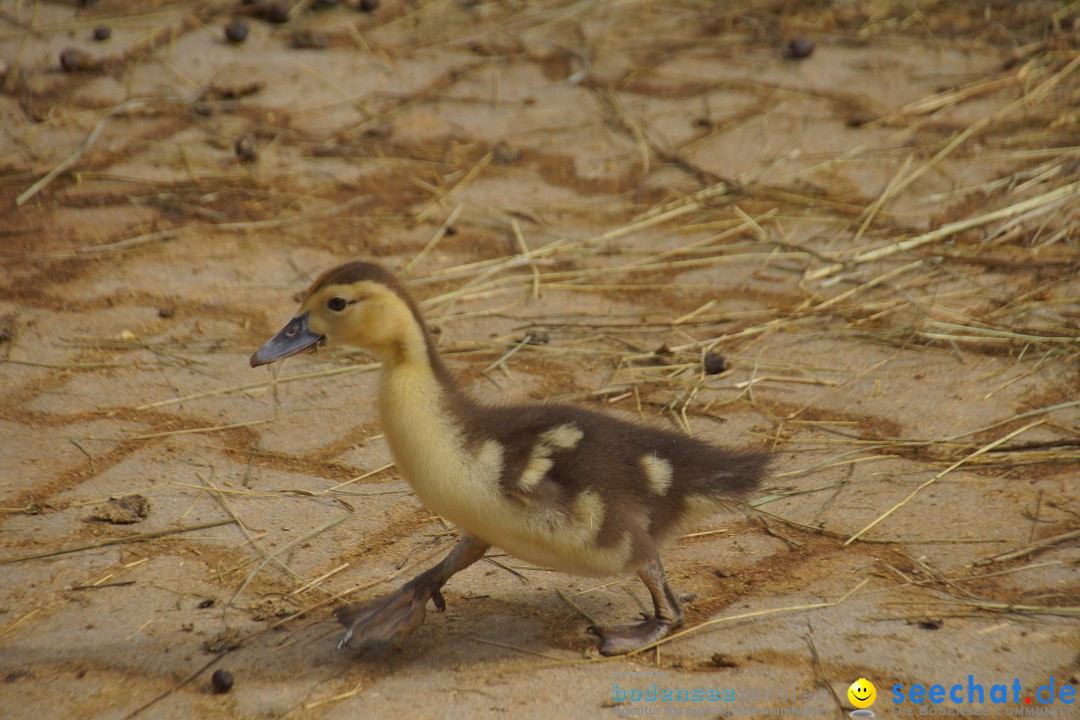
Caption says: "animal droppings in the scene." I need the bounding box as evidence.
[703,352,727,375]
[788,36,815,59]
[211,669,235,693]
[59,48,94,72]
[225,19,250,43]
[262,1,290,23]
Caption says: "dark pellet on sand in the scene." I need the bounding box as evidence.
[225,19,249,43]
[92,27,111,42]
[211,669,235,693]
[788,37,815,59]
[703,352,727,375]
[358,0,380,11]
[263,1,290,23]
[60,48,93,73]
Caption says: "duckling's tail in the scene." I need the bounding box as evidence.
[701,448,771,503]
[651,448,770,544]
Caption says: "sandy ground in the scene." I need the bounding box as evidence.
[1,1,1079,719]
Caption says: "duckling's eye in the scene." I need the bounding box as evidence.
[327,297,348,312]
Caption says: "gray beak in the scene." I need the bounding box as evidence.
[250,311,324,367]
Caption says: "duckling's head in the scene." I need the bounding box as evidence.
[250,261,428,368]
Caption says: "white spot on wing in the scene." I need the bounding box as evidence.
[518,457,554,492]
[539,424,584,450]
[574,489,604,532]
[516,423,583,491]
[641,454,674,495]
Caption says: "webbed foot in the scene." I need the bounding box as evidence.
[589,615,682,656]
[335,581,445,649]
[334,536,489,651]
[587,552,685,656]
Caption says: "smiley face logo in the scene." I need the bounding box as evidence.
[848,678,877,709]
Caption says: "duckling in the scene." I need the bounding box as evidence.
[251,261,768,656]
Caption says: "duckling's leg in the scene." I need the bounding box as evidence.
[590,554,684,656]
[335,536,490,650]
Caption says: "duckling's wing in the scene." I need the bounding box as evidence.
[470,403,767,545]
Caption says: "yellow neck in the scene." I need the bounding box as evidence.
[375,322,466,494]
